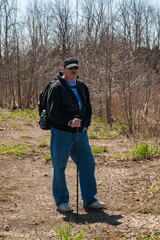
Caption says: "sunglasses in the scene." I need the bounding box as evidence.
[68,66,79,70]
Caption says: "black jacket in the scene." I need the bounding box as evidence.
[47,72,92,133]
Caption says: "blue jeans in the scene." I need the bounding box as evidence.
[50,127,97,207]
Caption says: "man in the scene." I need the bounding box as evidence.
[47,57,105,213]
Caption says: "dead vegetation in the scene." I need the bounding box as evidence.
[0,110,160,239]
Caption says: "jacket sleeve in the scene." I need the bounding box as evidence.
[81,85,92,128]
[47,84,70,126]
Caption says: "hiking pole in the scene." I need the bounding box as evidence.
[76,126,79,217]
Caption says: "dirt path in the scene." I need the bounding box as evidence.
[0,115,160,239]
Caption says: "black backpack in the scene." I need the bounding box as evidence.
[38,81,55,130]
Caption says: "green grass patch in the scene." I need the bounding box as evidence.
[0,143,28,157]
[38,141,48,148]
[51,219,86,240]
[126,142,159,161]
[88,128,121,139]
[137,232,160,240]
[0,108,38,120]
[24,120,32,125]
[92,118,103,124]
[150,185,159,195]
[44,154,51,164]
[0,142,39,158]
[10,109,38,119]
[141,206,152,214]
[21,131,32,138]
[140,175,160,203]
[111,142,159,161]
[9,220,86,240]
[88,119,123,139]
[92,146,108,154]
[112,153,125,159]
[31,148,39,153]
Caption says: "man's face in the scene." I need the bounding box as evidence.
[63,66,79,82]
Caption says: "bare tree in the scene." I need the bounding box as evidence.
[0,0,18,108]
[25,0,52,107]
[144,5,154,49]
[0,0,159,137]
[49,0,74,56]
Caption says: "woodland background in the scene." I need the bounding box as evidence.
[0,0,160,136]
